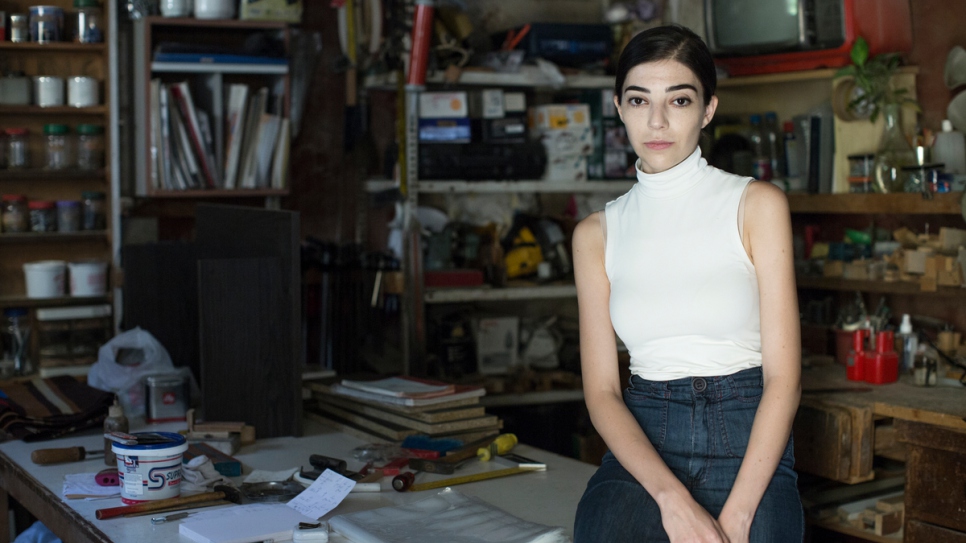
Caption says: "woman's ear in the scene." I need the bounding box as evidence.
[613,94,623,123]
[702,95,719,128]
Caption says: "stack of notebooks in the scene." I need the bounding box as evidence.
[304,377,501,443]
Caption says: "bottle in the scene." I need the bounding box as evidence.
[2,308,30,376]
[748,114,772,181]
[933,119,965,175]
[897,314,918,375]
[103,397,129,466]
[763,112,784,179]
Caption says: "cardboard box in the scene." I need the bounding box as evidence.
[475,316,519,375]
[468,89,504,119]
[539,126,594,157]
[903,250,928,275]
[823,260,844,277]
[418,118,471,143]
[937,255,963,286]
[529,104,591,133]
[239,0,302,22]
[543,155,588,182]
[843,260,870,280]
[504,92,527,113]
[419,91,468,118]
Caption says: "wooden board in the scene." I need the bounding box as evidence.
[305,382,482,413]
[309,402,420,441]
[305,412,393,444]
[317,395,490,429]
[795,394,874,484]
[898,420,966,535]
[905,519,966,543]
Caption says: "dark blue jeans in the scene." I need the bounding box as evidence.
[574,367,803,542]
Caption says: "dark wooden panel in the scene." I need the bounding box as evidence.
[793,402,852,482]
[897,419,966,454]
[198,257,301,438]
[906,520,966,543]
[901,431,966,533]
[121,242,200,382]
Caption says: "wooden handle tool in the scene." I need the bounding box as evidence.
[95,485,241,520]
[31,447,104,465]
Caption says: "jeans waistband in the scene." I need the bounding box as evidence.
[628,366,763,395]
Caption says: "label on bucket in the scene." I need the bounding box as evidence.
[124,473,143,496]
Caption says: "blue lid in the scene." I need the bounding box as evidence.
[3,307,28,318]
[749,114,761,125]
[764,111,777,121]
[110,432,186,452]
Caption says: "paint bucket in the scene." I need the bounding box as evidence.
[23,260,66,298]
[113,432,187,504]
[68,260,107,296]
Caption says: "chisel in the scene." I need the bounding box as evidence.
[31,446,104,465]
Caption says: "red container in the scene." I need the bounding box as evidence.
[846,329,869,381]
[866,331,899,384]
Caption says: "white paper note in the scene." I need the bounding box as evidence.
[62,473,121,499]
[242,467,300,484]
[285,469,355,519]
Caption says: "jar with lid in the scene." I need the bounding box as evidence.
[1,307,31,377]
[81,191,106,230]
[72,0,103,43]
[10,14,29,42]
[848,177,872,193]
[902,163,943,194]
[56,200,81,232]
[44,124,72,170]
[29,201,57,232]
[29,6,64,43]
[2,195,29,233]
[847,153,875,178]
[75,124,104,170]
[5,128,29,169]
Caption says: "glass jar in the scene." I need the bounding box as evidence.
[848,177,872,193]
[44,124,72,170]
[29,5,64,43]
[81,191,106,230]
[29,200,58,232]
[872,104,916,193]
[10,14,29,43]
[75,124,104,170]
[56,200,81,232]
[847,153,875,178]
[903,163,944,194]
[1,307,31,376]
[2,195,29,233]
[72,0,103,43]
[5,128,29,169]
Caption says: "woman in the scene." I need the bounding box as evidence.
[572,25,803,543]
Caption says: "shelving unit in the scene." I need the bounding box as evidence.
[0,232,109,244]
[787,192,963,215]
[425,284,577,304]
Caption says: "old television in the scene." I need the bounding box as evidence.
[705,0,913,76]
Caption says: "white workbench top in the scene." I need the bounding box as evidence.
[0,418,597,542]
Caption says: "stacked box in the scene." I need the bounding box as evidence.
[530,104,592,182]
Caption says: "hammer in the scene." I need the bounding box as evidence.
[95,485,242,520]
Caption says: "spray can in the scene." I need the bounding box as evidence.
[103,397,129,466]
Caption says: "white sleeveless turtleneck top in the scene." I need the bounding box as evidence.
[603,147,762,381]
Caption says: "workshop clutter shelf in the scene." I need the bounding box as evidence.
[787,192,963,214]
[797,276,966,297]
[425,284,576,304]
[132,17,292,197]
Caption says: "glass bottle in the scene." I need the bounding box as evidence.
[2,307,31,376]
[872,103,916,193]
[103,397,128,466]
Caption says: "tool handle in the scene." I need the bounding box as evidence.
[31,446,86,465]
[95,491,225,520]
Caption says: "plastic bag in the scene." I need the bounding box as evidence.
[87,327,175,417]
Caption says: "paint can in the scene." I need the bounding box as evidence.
[145,373,189,423]
[67,76,98,107]
[33,76,64,107]
[113,432,187,504]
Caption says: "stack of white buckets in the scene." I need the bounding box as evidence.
[22,260,108,298]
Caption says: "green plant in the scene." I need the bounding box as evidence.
[835,36,918,123]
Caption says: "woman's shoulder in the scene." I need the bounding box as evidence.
[572,211,604,255]
[743,180,790,213]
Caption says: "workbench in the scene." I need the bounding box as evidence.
[798,364,966,542]
[0,418,597,543]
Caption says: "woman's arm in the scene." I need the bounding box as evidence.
[573,213,728,543]
[718,181,802,541]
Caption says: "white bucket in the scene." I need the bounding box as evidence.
[113,432,188,504]
[23,261,66,298]
[68,260,108,296]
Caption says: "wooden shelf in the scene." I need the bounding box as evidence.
[796,276,966,297]
[152,62,288,74]
[0,294,110,308]
[146,188,289,198]
[144,16,288,29]
[0,42,106,52]
[810,517,902,543]
[0,169,106,181]
[787,192,963,214]
[0,106,107,115]
[0,231,108,243]
[416,180,635,194]
[481,389,585,408]
[425,283,577,304]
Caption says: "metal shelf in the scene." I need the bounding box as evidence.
[425,284,577,304]
[364,68,614,90]
[416,180,635,194]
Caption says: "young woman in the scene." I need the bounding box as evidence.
[572,25,804,543]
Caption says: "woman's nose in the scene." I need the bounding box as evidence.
[648,106,668,130]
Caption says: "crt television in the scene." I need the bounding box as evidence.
[705,0,912,76]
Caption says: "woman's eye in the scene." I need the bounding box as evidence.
[673,97,692,106]
[628,97,645,106]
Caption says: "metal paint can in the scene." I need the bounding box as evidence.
[67,76,98,107]
[145,373,189,423]
[29,6,64,43]
[33,76,64,107]
[10,14,29,42]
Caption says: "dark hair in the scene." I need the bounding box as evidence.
[614,25,716,105]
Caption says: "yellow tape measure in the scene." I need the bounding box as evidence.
[408,466,536,492]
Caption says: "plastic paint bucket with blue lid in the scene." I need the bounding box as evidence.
[112,432,187,504]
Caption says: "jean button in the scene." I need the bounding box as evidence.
[692,377,707,392]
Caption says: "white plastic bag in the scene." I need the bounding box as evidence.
[88,327,176,417]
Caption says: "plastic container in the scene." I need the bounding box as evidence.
[81,191,106,230]
[846,329,869,381]
[113,432,188,504]
[5,128,29,169]
[866,330,899,385]
[76,124,104,170]
[103,398,128,466]
[933,119,965,175]
[44,124,72,169]
[2,194,29,233]
[56,200,81,232]
[72,0,103,43]
[28,200,57,232]
[68,260,108,296]
[1,307,30,377]
[29,6,64,43]
[23,260,67,298]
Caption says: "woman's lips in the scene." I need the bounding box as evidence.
[644,141,673,150]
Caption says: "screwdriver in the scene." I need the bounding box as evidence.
[31,446,104,465]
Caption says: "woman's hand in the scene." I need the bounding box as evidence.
[718,507,753,543]
[659,491,731,543]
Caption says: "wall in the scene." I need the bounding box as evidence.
[906,0,966,132]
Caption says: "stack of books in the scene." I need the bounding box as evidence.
[149,80,289,192]
[304,377,501,443]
